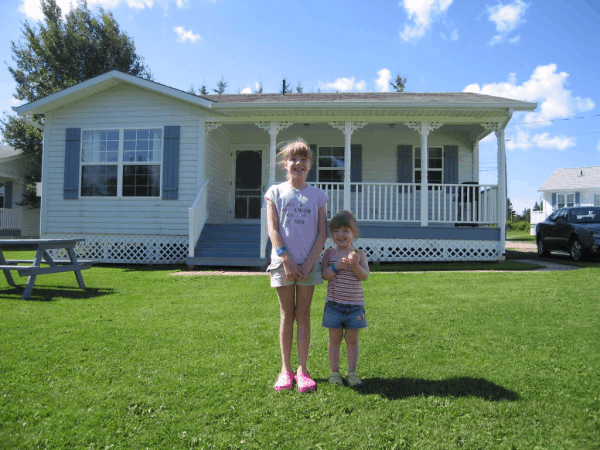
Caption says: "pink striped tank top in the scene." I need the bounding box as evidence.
[326,253,365,305]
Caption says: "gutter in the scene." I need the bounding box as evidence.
[211,101,537,111]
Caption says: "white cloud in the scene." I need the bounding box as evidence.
[240,86,252,94]
[487,0,528,45]
[318,77,367,92]
[440,20,458,41]
[18,0,189,21]
[399,0,453,44]
[375,69,391,92]
[463,64,595,125]
[508,35,521,44]
[173,26,201,43]
[506,130,575,151]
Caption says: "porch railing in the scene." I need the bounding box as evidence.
[531,210,549,225]
[311,182,498,224]
[0,208,22,230]
[188,179,210,257]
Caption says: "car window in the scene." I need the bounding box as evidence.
[559,210,569,221]
[548,211,560,222]
[572,207,600,223]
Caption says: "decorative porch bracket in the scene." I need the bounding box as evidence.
[481,122,506,256]
[255,121,293,187]
[328,121,367,210]
[405,121,444,226]
[205,121,223,133]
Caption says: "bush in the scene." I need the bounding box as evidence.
[506,221,530,231]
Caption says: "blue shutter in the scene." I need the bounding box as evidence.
[163,126,180,200]
[64,128,81,199]
[443,145,458,184]
[351,144,362,193]
[307,144,317,182]
[575,192,580,206]
[397,145,412,183]
[552,193,557,210]
[4,182,12,208]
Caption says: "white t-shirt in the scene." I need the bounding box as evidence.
[265,182,328,265]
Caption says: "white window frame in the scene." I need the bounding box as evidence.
[556,192,575,209]
[79,128,164,199]
[317,146,345,184]
[414,147,444,185]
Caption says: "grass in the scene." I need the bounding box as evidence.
[1,251,599,449]
[506,229,536,242]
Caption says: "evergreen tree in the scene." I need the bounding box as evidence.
[1,0,152,208]
[254,81,263,94]
[213,76,228,94]
[199,81,209,95]
[390,73,408,92]
[506,198,516,220]
[187,85,196,95]
[279,78,293,94]
[296,81,304,94]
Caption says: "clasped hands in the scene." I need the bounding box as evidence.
[333,250,360,272]
[280,255,312,282]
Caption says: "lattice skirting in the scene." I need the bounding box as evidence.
[43,233,188,264]
[325,238,501,262]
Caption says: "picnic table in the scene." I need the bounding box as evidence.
[0,239,93,299]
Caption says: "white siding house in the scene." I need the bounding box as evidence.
[0,145,40,237]
[531,166,600,234]
[13,71,537,265]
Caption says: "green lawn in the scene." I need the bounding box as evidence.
[506,229,536,242]
[1,252,599,449]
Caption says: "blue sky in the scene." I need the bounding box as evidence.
[2,0,599,214]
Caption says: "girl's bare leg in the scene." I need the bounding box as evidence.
[276,286,295,373]
[295,285,314,374]
[328,328,344,373]
[345,329,360,373]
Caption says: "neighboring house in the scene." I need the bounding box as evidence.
[530,166,600,234]
[13,71,536,265]
[0,144,40,237]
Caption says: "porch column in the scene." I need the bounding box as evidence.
[406,122,443,227]
[197,117,207,190]
[472,140,480,183]
[328,121,367,210]
[255,121,293,187]
[482,121,507,259]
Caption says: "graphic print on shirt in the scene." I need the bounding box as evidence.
[281,191,311,239]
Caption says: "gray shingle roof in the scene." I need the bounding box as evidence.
[0,145,22,159]
[539,166,600,191]
[200,91,532,105]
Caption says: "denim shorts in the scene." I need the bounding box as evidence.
[268,260,323,288]
[322,301,367,330]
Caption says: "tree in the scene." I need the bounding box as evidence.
[187,85,196,95]
[279,78,293,94]
[1,0,152,208]
[506,198,516,221]
[296,81,304,94]
[254,81,263,94]
[213,76,228,94]
[533,201,543,211]
[390,73,408,92]
[199,82,208,95]
[521,207,531,222]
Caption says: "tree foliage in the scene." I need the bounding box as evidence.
[213,76,228,94]
[390,73,408,92]
[1,0,152,208]
[279,78,293,94]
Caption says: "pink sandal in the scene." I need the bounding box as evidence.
[294,370,317,393]
[274,371,294,391]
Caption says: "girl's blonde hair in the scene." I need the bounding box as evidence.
[329,210,359,239]
[277,139,313,180]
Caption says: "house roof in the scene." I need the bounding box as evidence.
[0,145,22,160]
[539,166,600,191]
[13,70,537,121]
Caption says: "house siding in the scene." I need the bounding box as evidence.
[205,126,231,223]
[43,84,204,236]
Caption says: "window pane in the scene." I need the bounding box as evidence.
[429,148,442,158]
[81,129,119,163]
[332,147,344,158]
[81,165,117,197]
[319,170,343,182]
[428,171,442,183]
[319,156,332,168]
[567,194,574,207]
[122,164,160,197]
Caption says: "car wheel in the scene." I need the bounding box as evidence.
[570,239,584,262]
[537,235,549,257]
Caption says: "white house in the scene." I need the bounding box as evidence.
[0,145,40,238]
[530,166,600,234]
[13,71,537,265]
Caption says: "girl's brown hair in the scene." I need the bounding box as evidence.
[277,139,313,180]
[329,210,359,238]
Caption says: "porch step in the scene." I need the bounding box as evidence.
[185,224,271,268]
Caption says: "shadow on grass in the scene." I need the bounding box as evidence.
[352,376,519,401]
[0,285,115,301]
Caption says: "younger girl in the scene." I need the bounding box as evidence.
[321,210,370,386]
[265,139,328,393]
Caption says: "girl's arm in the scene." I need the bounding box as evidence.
[350,249,370,281]
[321,248,336,281]
[266,199,300,281]
[299,204,328,279]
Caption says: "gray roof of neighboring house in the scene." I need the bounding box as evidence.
[539,166,600,191]
[0,145,22,159]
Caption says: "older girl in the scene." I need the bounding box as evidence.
[265,139,328,393]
